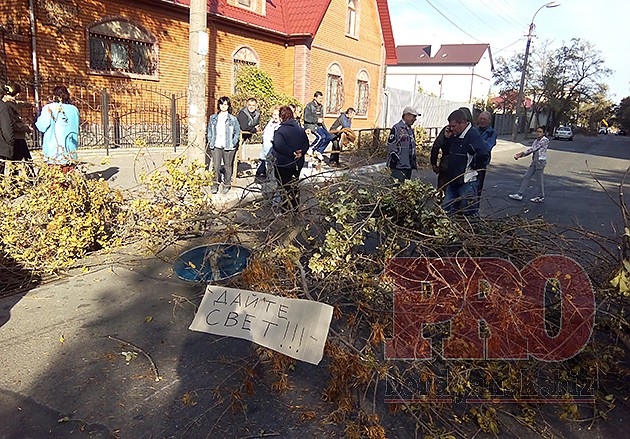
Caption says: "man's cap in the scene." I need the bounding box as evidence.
[403,106,420,116]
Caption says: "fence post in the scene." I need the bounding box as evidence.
[101,88,110,155]
[372,128,381,151]
[113,111,121,148]
[170,93,177,152]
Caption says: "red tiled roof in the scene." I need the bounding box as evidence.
[155,0,398,61]
[396,44,491,66]
[377,0,397,65]
[282,0,329,35]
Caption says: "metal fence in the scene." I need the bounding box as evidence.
[382,87,470,129]
[15,77,188,152]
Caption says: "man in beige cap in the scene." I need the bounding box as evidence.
[387,106,420,182]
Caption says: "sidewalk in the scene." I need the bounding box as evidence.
[0,142,397,437]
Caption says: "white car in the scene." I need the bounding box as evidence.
[598,127,608,135]
[554,126,573,141]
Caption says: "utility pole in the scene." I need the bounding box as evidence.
[510,26,533,142]
[187,0,209,165]
[511,2,560,142]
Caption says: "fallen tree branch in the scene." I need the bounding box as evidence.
[107,335,162,382]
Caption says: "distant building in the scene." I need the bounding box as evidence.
[386,44,494,103]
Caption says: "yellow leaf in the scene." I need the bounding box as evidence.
[59,334,65,344]
[80,265,89,273]
[144,316,153,323]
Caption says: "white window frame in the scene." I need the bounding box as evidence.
[355,70,370,117]
[326,63,344,115]
[346,0,359,38]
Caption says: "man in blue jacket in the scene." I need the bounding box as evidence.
[476,111,497,201]
[441,109,490,216]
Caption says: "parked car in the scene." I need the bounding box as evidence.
[598,126,608,135]
[617,129,627,136]
[554,126,573,141]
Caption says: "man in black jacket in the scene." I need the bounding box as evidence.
[0,95,15,175]
[441,109,489,216]
[303,91,325,133]
[236,97,260,142]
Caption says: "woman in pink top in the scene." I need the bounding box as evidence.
[509,126,549,203]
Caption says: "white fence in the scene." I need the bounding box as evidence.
[382,87,470,129]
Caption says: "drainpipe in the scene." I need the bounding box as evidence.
[469,66,475,103]
[28,0,40,113]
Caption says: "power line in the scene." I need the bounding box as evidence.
[494,37,526,55]
[423,0,482,42]
[477,0,526,29]
[452,0,503,34]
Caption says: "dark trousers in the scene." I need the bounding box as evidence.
[275,164,302,212]
[211,148,237,188]
[330,138,341,164]
[476,168,487,199]
[12,139,32,161]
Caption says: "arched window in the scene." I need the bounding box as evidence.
[347,0,358,37]
[326,63,344,115]
[355,70,370,116]
[88,19,156,76]
[232,46,259,93]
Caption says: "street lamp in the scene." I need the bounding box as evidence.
[511,2,560,141]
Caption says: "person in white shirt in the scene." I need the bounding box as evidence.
[509,126,549,203]
[255,107,280,179]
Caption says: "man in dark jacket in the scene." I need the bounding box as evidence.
[272,106,310,213]
[236,97,260,142]
[303,91,325,133]
[475,111,497,200]
[0,96,15,175]
[441,109,490,216]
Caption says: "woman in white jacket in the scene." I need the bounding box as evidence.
[255,107,280,179]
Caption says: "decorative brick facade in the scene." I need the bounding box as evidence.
[2,0,395,129]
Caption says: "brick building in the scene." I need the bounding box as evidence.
[1,0,397,145]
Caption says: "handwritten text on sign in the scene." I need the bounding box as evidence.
[189,286,333,365]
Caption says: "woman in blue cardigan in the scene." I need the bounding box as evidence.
[207,96,241,194]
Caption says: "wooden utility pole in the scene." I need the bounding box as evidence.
[187,0,208,165]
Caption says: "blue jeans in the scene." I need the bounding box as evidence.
[442,180,479,215]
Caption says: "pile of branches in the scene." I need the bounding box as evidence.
[191,171,630,438]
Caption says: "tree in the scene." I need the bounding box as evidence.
[232,66,299,128]
[539,39,612,130]
[615,97,630,130]
[577,85,614,131]
[493,38,612,131]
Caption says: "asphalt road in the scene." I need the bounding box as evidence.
[481,133,630,235]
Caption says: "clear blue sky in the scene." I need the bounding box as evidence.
[388,0,629,102]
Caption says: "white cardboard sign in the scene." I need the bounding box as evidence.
[189,286,333,365]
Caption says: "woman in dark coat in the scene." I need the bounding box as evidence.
[3,82,32,163]
[272,106,309,213]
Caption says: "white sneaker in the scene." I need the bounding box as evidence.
[509,193,523,201]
